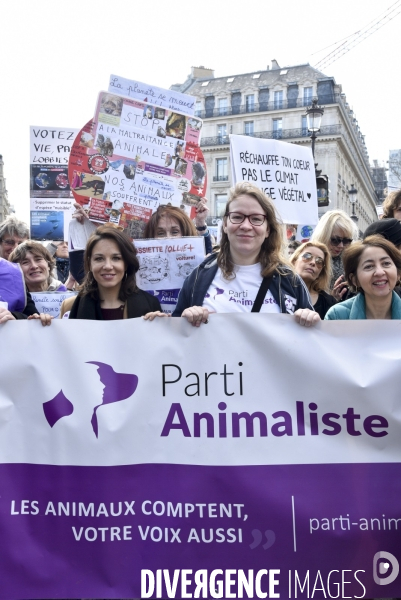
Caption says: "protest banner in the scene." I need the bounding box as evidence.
[230,134,318,225]
[108,74,196,116]
[0,315,400,599]
[135,237,205,313]
[30,291,76,318]
[30,126,79,240]
[68,86,206,237]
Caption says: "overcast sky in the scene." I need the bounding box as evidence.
[1,0,400,221]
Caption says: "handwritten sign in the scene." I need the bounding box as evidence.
[30,291,76,318]
[230,135,318,225]
[68,90,207,236]
[30,126,79,240]
[108,74,195,116]
[135,237,205,313]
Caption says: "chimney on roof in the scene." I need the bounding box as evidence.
[271,59,280,69]
[191,66,215,79]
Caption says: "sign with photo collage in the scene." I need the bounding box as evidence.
[68,79,207,239]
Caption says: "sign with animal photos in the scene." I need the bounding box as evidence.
[135,236,205,314]
[68,87,207,237]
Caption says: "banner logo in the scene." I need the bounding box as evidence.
[373,551,399,585]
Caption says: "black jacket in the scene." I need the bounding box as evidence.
[173,254,313,316]
[68,289,161,319]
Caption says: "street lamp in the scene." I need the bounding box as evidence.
[305,98,324,159]
[347,184,358,222]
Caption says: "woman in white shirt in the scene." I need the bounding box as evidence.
[173,182,318,327]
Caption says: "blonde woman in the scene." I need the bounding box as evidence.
[311,210,359,299]
[290,241,335,319]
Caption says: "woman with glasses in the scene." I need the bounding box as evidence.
[325,235,401,320]
[172,182,318,327]
[311,210,358,300]
[290,241,336,319]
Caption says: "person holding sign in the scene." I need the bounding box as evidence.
[60,226,161,320]
[173,183,318,326]
[290,241,336,319]
[325,235,401,320]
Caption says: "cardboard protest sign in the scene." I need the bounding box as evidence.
[30,126,79,240]
[230,134,318,225]
[30,291,76,318]
[68,91,206,237]
[0,316,400,599]
[135,237,205,313]
[108,74,196,116]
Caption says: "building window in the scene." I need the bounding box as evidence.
[215,158,228,181]
[273,119,282,139]
[215,194,228,216]
[245,94,255,112]
[303,87,313,106]
[218,98,228,116]
[195,101,202,117]
[274,90,283,109]
[217,124,227,142]
[302,115,308,137]
[244,121,254,136]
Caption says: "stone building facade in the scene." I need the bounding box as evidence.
[0,155,11,223]
[171,62,378,231]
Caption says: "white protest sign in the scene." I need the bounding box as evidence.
[230,134,318,225]
[108,74,195,116]
[30,126,79,241]
[30,291,76,318]
[135,236,205,313]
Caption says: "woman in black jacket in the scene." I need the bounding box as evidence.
[172,183,318,327]
[60,226,161,320]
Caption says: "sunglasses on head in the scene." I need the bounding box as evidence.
[301,252,324,267]
[330,236,352,247]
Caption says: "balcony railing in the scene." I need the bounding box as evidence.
[213,175,229,182]
[200,124,341,147]
[197,94,340,119]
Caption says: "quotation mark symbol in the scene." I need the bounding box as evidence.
[249,529,275,550]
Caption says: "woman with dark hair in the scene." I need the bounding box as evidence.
[325,235,401,320]
[60,226,161,320]
[172,182,318,327]
[290,241,336,319]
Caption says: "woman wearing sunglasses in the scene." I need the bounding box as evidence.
[172,182,318,327]
[325,235,401,320]
[311,210,358,300]
[290,241,336,319]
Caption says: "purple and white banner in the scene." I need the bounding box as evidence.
[0,315,400,598]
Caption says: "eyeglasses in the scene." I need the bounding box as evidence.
[301,252,324,268]
[1,239,24,247]
[227,212,267,226]
[330,236,352,247]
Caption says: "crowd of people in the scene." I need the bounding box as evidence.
[1,185,401,328]
[1,185,400,600]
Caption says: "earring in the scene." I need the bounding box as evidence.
[124,272,127,281]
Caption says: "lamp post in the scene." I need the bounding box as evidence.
[347,184,358,223]
[305,98,324,160]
